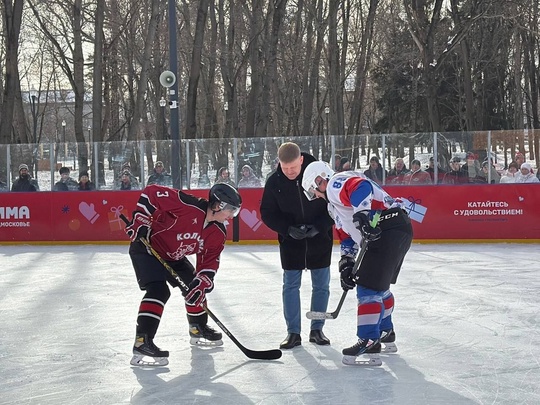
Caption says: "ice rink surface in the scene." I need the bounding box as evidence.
[1,243,539,405]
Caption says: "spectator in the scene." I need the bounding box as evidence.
[115,169,140,190]
[387,158,409,185]
[215,167,236,187]
[442,157,468,185]
[425,156,446,183]
[462,152,485,183]
[514,152,525,168]
[53,167,79,191]
[363,156,386,185]
[260,142,334,349]
[78,171,96,191]
[500,162,520,184]
[340,158,351,171]
[481,160,501,184]
[11,164,39,192]
[334,154,342,172]
[147,161,172,186]
[403,159,431,185]
[117,170,140,190]
[237,164,262,188]
[516,163,539,183]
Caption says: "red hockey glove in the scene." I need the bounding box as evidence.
[185,271,215,307]
[125,212,152,242]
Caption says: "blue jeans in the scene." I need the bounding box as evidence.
[282,267,330,334]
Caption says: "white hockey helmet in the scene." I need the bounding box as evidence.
[302,161,334,200]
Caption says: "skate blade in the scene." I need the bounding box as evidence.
[189,337,224,347]
[130,353,169,367]
[382,342,397,353]
[342,353,382,367]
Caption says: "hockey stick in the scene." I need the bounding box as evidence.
[306,211,381,321]
[121,214,282,361]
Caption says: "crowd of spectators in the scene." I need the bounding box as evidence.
[2,151,538,192]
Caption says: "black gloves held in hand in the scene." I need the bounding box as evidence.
[352,211,382,242]
[287,224,319,240]
[339,255,356,291]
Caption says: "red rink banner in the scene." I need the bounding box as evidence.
[0,184,538,243]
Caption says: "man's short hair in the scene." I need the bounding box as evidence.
[278,142,301,163]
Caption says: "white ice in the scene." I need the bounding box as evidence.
[1,243,539,405]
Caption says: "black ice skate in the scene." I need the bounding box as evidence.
[189,323,223,346]
[342,338,382,366]
[130,334,169,367]
[380,329,397,353]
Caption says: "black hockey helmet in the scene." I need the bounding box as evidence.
[209,183,242,217]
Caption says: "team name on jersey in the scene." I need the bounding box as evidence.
[177,232,204,252]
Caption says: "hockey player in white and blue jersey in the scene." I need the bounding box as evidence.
[302,161,413,366]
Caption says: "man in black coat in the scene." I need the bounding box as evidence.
[260,142,334,349]
[11,164,40,192]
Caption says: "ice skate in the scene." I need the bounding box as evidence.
[380,329,397,353]
[342,338,382,366]
[130,334,169,367]
[189,323,223,346]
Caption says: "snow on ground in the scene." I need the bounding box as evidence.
[0,243,539,405]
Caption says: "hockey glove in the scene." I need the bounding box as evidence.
[185,271,215,307]
[352,211,382,242]
[339,255,356,291]
[125,212,152,242]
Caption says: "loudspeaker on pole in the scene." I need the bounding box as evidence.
[159,70,176,88]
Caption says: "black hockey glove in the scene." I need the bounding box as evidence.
[352,211,382,242]
[125,212,152,242]
[339,255,356,291]
[185,271,215,307]
[303,224,319,238]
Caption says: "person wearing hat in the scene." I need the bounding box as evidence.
[147,161,172,186]
[425,156,446,183]
[462,152,484,183]
[442,157,468,185]
[500,161,520,184]
[11,164,40,192]
[53,166,79,191]
[516,163,539,183]
[514,152,525,168]
[403,159,432,185]
[481,159,501,184]
[363,156,387,185]
[78,170,96,191]
[115,167,140,190]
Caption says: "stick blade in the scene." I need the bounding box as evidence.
[306,311,335,320]
[242,348,282,360]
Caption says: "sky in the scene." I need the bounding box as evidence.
[1,243,539,405]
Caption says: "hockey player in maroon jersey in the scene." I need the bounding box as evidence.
[125,183,242,367]
[302,161,413,366]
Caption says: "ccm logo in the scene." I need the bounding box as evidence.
[378,212,398,222]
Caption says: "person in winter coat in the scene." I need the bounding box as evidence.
[516,163,539,183]
[387,158,409,185]
[363,156,386,185]
[403,160,431,185]
[53,167,79,191]
[11,164,40,192]
[237,165,262,188]
[147,161,172,186]
[500,162,519,184]
[78,171,96,191]
[442,157,468,185]
[214,167,236,187]
[260,142,335,350]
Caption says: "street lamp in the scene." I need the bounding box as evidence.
[324,107,330,137]
[29,91,38,144]
[159,97,167,140]
[62,120,66,161]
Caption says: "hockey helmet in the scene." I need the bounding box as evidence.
[209,183,242,217]
[302,161,334,201]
